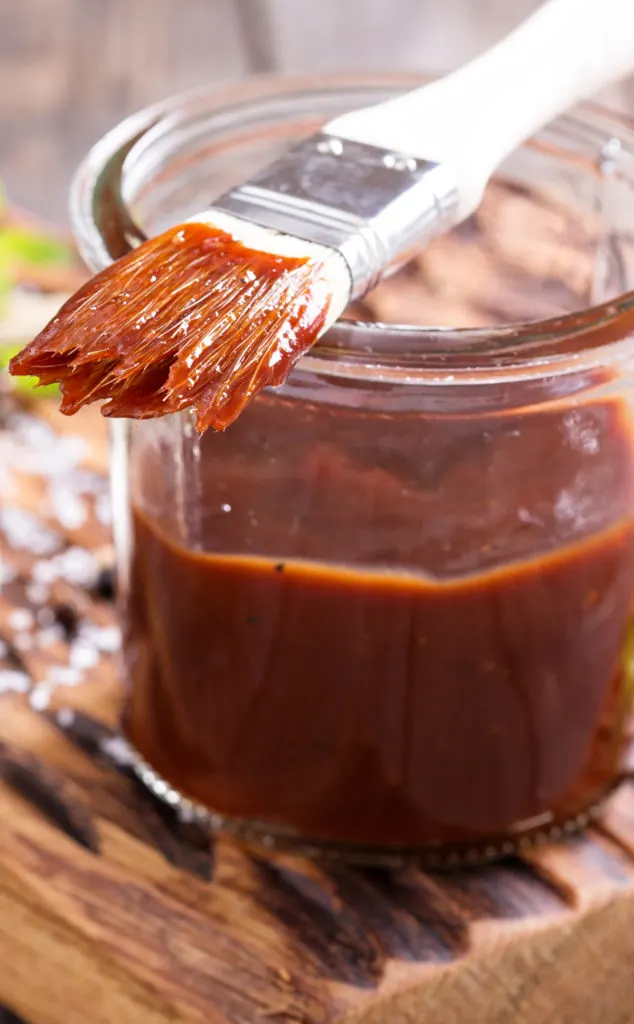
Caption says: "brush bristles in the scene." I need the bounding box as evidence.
[9,222,342,431]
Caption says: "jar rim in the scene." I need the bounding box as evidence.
[69,74,634,387]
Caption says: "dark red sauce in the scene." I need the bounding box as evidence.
[9,222,331,431]
[122,393,634,852]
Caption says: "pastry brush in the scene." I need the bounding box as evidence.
[10,0,634,431]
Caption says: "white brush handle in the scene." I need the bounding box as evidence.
[326,0,634,220]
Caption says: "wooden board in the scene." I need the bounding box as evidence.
[2,395,634,1023]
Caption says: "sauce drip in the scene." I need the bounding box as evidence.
[9,223,331,431]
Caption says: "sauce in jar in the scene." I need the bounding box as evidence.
[55,74,634,865]
[123,390,634,857]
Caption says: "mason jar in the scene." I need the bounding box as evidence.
[71,76,634,867]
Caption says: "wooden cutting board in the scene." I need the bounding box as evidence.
[1,396,634,1024]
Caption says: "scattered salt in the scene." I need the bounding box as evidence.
[2,413,87,477]
[50,485,88,531]
[52,546,97,587]
[27,582,50,605]
[0,558,16,587]
[69,642,99,671]
[33,547,97,588]
[29,683,52,710]
[0,409,121,712]
[81,623,120,654]
[101,734,136,768]
[35,625,65,648]
[0,670,31,695]
[8,608,34,631]
[47,665,83,687]
[0,506,61,556]
[36,607,56,628]
[95,491,112,526]
[0,412,111,540]
[32,560,58,585]
[55,707,76,729]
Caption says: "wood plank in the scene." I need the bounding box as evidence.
[260,0,540,74]
[0,0,249,222]
[3,0,634,223]
[261,0,634,113]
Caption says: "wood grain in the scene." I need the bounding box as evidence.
[1,393,634,1022]
[3,0,634,223]
[0,0,248,221]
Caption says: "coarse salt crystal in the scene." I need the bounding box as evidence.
[0,507,61,556]
[30,683,52,710]
[26,583,50,605]
[82,624,120,654]
[36,606,56,627]
[101,734,136,767]
[0,669,30,695]
[69,642,99,671]
[8,608,34,631]
[13,632,33,652]
[47,665,83,687]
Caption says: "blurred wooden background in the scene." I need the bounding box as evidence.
[2,0,634,224]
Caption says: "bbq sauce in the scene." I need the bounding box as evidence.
[121,393,634,852]
[9,222,332,432]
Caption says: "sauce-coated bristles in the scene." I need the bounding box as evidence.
[9,222,334,431]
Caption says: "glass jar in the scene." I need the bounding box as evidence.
[71,76,634,868]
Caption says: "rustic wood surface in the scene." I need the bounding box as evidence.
[3,3,634,1020]
[2,0,634,223]
[1,393,634,1022]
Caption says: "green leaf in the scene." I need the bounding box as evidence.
[0,341,58,397]
[0,187,71,396]
[0,225,73,270]
[0,263,10,315]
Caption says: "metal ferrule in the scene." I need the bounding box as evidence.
[214,133,460,298]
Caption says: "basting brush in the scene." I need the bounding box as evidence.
[10,0,634,431]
